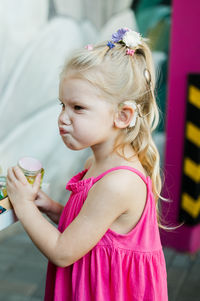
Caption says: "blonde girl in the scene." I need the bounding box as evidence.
[7,28,168,300]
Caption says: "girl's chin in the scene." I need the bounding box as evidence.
[62,138,87,151]
[66,145,82,151]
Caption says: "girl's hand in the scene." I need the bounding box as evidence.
[6,166,41,210]
[35,190,64,224]
[35,190,54,214]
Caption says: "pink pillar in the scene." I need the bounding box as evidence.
[161,0,200,253]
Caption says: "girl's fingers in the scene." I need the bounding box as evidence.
[7,167,17,183]
[13,166,27,184]
[33,173,41,193]
[6,175,11,188]
[37,189,46,199]
[35,197,45,208]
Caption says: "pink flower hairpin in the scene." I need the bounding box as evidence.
[85,44,93,51]
[126,49,135,56]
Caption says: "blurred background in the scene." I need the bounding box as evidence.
[0,0,199,300]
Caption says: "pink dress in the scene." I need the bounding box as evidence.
[45,166,168,301]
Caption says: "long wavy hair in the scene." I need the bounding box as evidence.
[60,36,167,227]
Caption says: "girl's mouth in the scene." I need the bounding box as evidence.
[59,128,69,135]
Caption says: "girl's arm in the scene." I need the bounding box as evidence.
[7,166,140,268]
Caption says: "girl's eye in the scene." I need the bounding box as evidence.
[74,105,84,111]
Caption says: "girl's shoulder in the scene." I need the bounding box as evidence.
[82,156,149,235]
[97,165,147,200]
[85,158,147,207]
[86,163,148,235]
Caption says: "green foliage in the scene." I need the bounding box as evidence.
[136,6,171,40]
[135,0,171,13]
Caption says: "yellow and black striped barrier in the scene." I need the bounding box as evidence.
[180,74,200,224]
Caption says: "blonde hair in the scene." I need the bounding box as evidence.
[60,37,166,227]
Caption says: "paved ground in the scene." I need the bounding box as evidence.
[164,247,200,301]
[0,222,199,301]
[0,224,47,301]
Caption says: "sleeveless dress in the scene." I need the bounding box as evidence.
[44,166,168,301]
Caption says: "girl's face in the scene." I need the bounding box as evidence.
[58,76,116,150]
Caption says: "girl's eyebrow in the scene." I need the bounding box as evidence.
[58,97,91,106]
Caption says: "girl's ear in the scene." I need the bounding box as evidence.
[114,105,135,129]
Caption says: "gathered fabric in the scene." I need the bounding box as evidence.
[44,166,168,301]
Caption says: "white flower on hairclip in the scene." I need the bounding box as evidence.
[124,101,138,127]
[123,31,143,48]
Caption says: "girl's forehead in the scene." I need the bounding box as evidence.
[60,76,97,93]
[59,76,104,103]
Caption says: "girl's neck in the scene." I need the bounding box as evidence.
[83,143,148,180]
[91,143,139,169]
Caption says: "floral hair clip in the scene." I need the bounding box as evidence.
[85,44,93,50]
[107,41,115,49]
[111,28,143,52]
[107,29,143,53]
[126,49,135,56]
[112,28,129,43]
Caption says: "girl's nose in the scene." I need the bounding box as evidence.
[59,111,72,125]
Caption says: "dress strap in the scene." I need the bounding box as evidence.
[93,166,149,185]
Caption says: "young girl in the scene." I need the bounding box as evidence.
[7,28,168,300]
